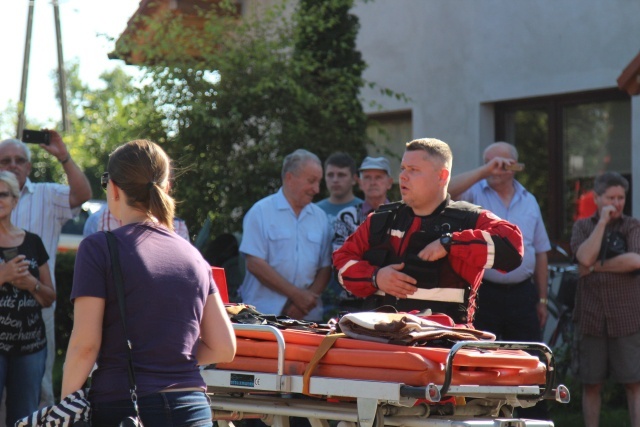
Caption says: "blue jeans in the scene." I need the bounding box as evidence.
[0,347,47,426]
[91,391,213,427]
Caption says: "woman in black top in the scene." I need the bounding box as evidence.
[0,171,55,426]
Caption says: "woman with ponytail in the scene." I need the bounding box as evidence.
[60,140,236,426]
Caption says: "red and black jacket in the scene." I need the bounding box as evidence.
[333,198,524,325]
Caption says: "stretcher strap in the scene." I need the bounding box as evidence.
[302,333,345,396]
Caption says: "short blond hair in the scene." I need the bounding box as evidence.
[0,171,20,200]
[405,138,452,170]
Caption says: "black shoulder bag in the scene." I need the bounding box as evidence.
[105,231,145,427]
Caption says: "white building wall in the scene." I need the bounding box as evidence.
[353,0,640,180]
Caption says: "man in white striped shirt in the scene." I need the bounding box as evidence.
[0,129,91,406]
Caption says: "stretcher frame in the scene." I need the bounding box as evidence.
[203,324,570,427]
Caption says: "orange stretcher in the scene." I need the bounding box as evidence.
[202,323,570,427]
[219,328,546,387]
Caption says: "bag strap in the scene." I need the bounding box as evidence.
[104,231,142,419]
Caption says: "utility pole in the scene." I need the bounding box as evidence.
[17,0,36,139]
[17,0,70,138]
[53,0,70,132]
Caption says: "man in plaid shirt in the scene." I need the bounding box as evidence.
[571,171,640,427]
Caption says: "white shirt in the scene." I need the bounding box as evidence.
[239,188,332,320]
[459,180,551,283]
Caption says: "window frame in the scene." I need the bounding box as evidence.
[495,88,630,243]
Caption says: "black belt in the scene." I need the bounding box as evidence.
[482,277,532,289]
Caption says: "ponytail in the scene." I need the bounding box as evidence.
[108,140,176,230]
[148,182,175,231]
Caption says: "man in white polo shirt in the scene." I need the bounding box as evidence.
[239,149,331,322]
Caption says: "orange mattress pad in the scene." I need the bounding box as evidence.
[215,328,547,387]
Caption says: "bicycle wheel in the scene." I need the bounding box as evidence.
[550,312,574,384]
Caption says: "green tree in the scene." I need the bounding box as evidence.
[59,62,168,196]
[2,62,168,203]
[291,0,368,160]
[115,0,371,239]
[0,103,19,139]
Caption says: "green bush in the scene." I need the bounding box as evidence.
[55,252,76,355]
[53,251,77,401]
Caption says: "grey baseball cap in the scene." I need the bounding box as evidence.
[359,156,391,175]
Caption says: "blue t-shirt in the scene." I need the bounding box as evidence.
[316,197,364,229]
[71,223,217,402]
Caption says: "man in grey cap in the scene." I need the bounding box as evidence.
[333,156,393,251]
[330,156,393,313]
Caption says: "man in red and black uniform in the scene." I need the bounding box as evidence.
[333,138,524,326]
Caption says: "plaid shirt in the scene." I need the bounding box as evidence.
[570,215,640,337]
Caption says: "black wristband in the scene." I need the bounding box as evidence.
[372,269,380,289]
[59,154,71,164]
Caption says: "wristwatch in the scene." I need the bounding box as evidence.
[33,281,41,293]
[371,269,380,289]
[440,233,453,253]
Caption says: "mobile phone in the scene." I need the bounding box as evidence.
[504,162,525,172]
[21,129,50,145]
[2,248,19,262]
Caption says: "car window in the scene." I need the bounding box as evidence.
[61,210,90,235]
[58,200,106,253]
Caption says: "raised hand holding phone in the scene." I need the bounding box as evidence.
[504,162,525,172]
[21,129,50,145]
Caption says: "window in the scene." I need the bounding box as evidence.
[366,110,412,201]
[58,200,107,253]
[496,89,631,243]
[366,109,412,177]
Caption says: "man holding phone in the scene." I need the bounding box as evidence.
[22,129,51,145]
[448,141,550,420]
[0,129,91,406]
